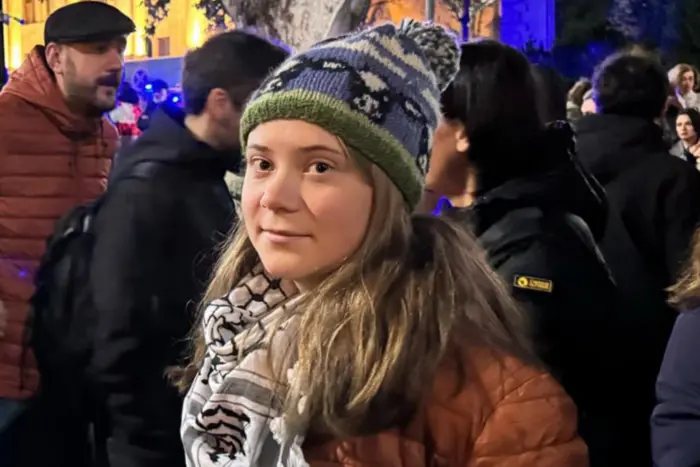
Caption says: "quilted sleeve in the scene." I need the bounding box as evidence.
[468,371,589,467]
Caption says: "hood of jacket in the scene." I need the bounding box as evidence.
[1,45,108,137]
[111,103,242,182]
[446,122,608,241]
[575,114,669,185]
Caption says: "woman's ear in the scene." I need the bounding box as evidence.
[455,123,469,153]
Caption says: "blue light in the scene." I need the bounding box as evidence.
[18,269,27,278]
[172,96,179,103]
[432,197,453,216]
[144,83,152,91]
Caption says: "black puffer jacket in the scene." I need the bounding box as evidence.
[90,105,237,467]
[444,124,620,466]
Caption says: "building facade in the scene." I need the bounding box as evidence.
[3,0,211,71]
[3,0,536,74]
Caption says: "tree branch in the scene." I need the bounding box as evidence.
[325,0,373,39]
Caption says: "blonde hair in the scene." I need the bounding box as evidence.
[172,149,534,437]
[669,228,700,308]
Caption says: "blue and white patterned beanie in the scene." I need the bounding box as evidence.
[240,19,461,210]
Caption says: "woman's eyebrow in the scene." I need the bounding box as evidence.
[247,144,270,153]
[297,144,345,156]
[246,143,346,157]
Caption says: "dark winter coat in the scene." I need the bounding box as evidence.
[652,307,700,467]
[89,105,237,467]
[443,123,620,466]
[576,113,700,466]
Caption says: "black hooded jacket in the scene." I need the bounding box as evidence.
[89,105,236,467]
[575,114,700,466]
[576,114,700,284]
[444,124,619,462]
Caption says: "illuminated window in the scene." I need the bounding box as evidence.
[23,0,35,24]
[157,37,170,56]
[189,17,203,48]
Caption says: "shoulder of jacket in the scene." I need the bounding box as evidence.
[479,207,550,259]
[636,150,696,176]
[96,177,181,237]
[110,164,189,211]
[0,93,44,127]
[430,348,558,419]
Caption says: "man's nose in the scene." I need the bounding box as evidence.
[106,46,125,70]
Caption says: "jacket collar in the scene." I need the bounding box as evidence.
[2,45,107,137]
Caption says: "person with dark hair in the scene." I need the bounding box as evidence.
[576,51,700,467]
[137,78,169,131]
[88,30,288,467]
[425,39,617,465]
[109,82,143,142]
[671,108,700,169]
[531,63,568,123]
[150,79,169,103]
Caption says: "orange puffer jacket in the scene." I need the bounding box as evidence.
[0,45,117,400]
[304,348,589,466]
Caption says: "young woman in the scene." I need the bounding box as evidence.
[425,40,621,466]
[671,108,700,169]
[176,21,587,466]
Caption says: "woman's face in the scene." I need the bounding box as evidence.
[242,120,373,289]
[676,114,697,143]
[427,117,469,193]
[681,70,696,94]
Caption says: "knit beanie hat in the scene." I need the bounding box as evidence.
[240,19,461,209]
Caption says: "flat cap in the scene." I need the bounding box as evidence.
[44,1,136,45]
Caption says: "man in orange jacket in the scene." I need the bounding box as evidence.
[0,0,134,453]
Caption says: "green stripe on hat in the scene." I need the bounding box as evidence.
[240,89,424,209]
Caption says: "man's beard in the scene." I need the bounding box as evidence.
[64,59,120,117]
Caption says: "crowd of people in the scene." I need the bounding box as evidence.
[2,1,700,466]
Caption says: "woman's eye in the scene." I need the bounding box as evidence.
[251,159,272,171]
[312,162,330,173]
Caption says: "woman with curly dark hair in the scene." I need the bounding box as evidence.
[670,108,700,170]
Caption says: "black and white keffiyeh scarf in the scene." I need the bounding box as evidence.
[181,265,308,466]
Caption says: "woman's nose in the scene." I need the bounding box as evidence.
[260,172,302,212]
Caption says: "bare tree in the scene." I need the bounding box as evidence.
[443,0,462,20]
[366,0,394,26]
[609,0,643,41]
[324,0,373,38]
[441,0,498,38]
[222,0,294,38]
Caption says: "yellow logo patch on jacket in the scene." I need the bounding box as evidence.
[513,275,553,293]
